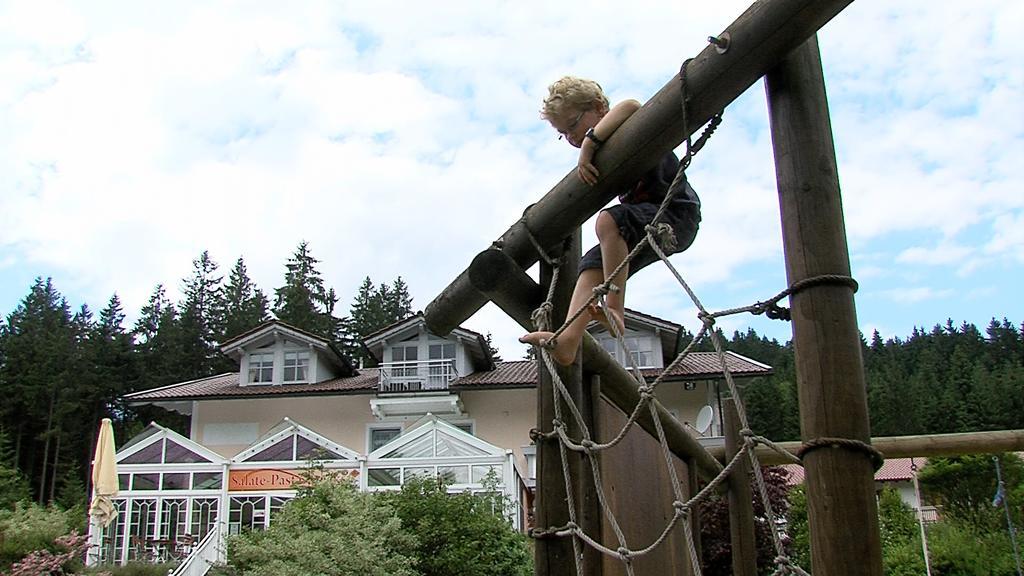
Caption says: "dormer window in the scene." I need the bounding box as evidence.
[283,351,309,383]
[249,353,274,384]
[599,334,657,368]
[625,336,654,367]
[429,343,455,361]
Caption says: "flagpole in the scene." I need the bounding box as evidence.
[994,456,1023,576]
[911,458,933,576]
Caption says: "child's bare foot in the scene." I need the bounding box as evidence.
[588,304,625,337]
[519,331,578,366]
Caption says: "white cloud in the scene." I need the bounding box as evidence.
[985,211,1024,262]
[0,0,1020,355]
[896,243,973,266]
[876,286,955,305]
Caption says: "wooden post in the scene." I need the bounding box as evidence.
[424,0,854,337]
[534,231,583,576]
[723,399,757,576]
[468,248,723,480]
[578,373,602,575]
[765,35,883,575]
[707,429,1024,465]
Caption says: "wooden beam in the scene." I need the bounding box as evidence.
[423,0,854,337]
[766,35,882,575]
[707,430,1024,466]
[723,399,758,576]
[468,248,723,481]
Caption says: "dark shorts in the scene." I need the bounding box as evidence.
[579,200,700,277]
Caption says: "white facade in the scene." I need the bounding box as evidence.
[101,314,770,572]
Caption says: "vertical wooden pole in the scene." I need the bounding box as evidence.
[687,464,702,576]
[535,230,588,575]
[578,373,602,575]
[765,35,883,575]
[723,399,757,576]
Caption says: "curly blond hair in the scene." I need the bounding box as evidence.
[540,76,610,120]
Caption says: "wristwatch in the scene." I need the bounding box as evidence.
[585,127,605,147]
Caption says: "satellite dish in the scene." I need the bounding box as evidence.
[694,405,714,435]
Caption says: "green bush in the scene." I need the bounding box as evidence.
[877,486,918,550]
[0,466,30,511]
[880,535,927,576]
[787,485,931,574]
[382,475,532,576]
[224,476,417,576]
[0,502,79,571]
[784,485,810,571]
[876,487,926,575]
[919,454,1024,531]
[926,521,1021,576]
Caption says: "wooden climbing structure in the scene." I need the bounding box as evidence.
[424,0,1024,574]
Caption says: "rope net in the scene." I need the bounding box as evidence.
[525,64,817,576]
[528,201,814,575]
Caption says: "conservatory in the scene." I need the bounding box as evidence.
[87,416,524,570]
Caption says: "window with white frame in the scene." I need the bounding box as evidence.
[597,334,657,368]
[248,352,274,383]
[283,350,309,382]
[428,343,455,361]
[369,426,402,452]
[392,344,419,380]
[428,342,456,387]
[625,336,655,368]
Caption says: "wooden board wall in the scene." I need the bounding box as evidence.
[597,395,694,576]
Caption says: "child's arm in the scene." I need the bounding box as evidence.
[577,99,642,185]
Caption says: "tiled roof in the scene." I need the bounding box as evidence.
[125,351,771,401]
[453,361,536,388]
[622,307,681,329]
[453,352,771,388]
[220,319,332,348]
[650,351,771,379]
[783,457,924,486]
[126,370,380,401]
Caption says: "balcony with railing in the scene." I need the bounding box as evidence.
[378,359,458,393]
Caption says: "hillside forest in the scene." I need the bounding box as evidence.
[0,241,1021,508]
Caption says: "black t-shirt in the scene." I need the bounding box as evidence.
[618,151,700,210]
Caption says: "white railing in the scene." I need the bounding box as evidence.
[168,524,221,576]
[379,359,457,393]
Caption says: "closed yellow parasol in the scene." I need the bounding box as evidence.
[89,418,119,527]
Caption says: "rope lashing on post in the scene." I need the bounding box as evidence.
[704,274,859,323]
[797,437,885,472]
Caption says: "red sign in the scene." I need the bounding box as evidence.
[229,468,359,491]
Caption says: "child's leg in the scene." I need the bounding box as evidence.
[594,211,628,336]
[520,210,631,365]
[520,268,603,366]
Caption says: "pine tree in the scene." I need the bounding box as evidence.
[82,295,138,472]
[218,256,270,342]
[178,250,224,379]
[523,345,537,362]
[484,333,502,362]
[0,428,30,509]
[0,278,78,503]
[273,241,341,339]
[347,276,416,366]
[348,277,378,339]
[131,285,189,433]
[384,277,414,323]
[133,284,184,388]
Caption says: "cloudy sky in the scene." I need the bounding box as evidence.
[2,0,1021,360]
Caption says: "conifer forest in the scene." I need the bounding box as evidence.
[1,241,1021,507]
